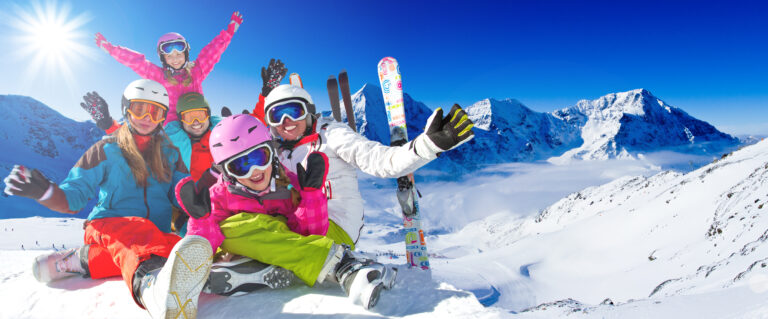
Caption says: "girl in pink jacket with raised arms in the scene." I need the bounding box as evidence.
[94,12,243,125]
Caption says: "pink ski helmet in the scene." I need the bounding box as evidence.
[157,32,189,67]
[209,114,273,165]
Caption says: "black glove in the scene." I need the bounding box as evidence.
[296,152,328,190]
[221,106,232,117]
[80,91,113,131]
[3,165,52,200]
[261,58,287,97]
[424,104,475,152]
[177,169,217,219]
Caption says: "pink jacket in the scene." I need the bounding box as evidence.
[185,166,329,251]
[101,24,235,124]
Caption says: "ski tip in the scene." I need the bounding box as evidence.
[327,75,336,80]
[378,56,397,64]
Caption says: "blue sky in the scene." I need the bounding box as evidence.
[0,0,766,135]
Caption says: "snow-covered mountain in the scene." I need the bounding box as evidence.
[551,89,740,162]
[340,86,739,175]
[0,95,102,218]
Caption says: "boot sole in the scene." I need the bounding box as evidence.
[164,236,213,319]
[206,261,296,296]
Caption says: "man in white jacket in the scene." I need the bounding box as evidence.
[262,84,475,246]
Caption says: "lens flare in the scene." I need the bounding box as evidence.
[5,0,93,88]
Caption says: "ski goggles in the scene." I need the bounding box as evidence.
[126,100,168,124]
[179,108,210,125]
[223,144,274,179]
[265,100,308,126]
[159,40,188,55]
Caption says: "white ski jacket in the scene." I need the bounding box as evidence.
[277,116,436,243]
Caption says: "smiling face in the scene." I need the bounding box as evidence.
[182,119,209,137]
[235,164,273,192]
[164,50,186,69]
[274,117,307,141]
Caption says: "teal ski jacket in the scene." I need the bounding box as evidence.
[59,136,189,233]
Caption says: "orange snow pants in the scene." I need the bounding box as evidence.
[83,217,181,298]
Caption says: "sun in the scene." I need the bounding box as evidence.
[6,0,93,85]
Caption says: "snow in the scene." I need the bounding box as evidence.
[2,94,767,317]
[4,140,768,317]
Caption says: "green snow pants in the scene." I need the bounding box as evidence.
[219,213,355,286]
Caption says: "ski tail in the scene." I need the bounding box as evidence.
[338,70,357,132]
[289,73,303,88]
[327,75,342,122]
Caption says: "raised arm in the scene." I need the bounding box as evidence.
[286,153,329,236]
[327,104,475,177]
[95,32,164,82]
[179,177,229,252]
[193,11,242,79]
[80,91,120,134]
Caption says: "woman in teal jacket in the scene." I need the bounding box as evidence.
[4,79,213,319]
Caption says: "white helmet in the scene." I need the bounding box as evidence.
[120,79,169,117]
[264,84,315,115]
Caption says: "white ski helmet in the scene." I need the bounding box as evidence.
[264,84,315,116]
[120,79,170,118]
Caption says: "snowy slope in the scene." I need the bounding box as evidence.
[420,139,768,316]
[0,218,508,319]
[0,95,103,218]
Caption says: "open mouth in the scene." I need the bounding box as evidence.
[249,172,265,184]
[283,125,297,132]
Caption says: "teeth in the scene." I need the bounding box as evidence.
[250,173,264,183]
[284,125,297,131]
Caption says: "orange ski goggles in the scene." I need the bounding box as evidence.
[179,108,210,125]
[126,100,168,124]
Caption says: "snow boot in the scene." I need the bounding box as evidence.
[137,235,213,319]
[204,257,297,296]
[32,246,89,282]
[318,244,398,309]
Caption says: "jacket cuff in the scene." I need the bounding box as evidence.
[105,120,120,135]
[412,134,440,161]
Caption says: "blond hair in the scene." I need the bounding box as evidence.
[115,125,173,187]
[164,61,195,87]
